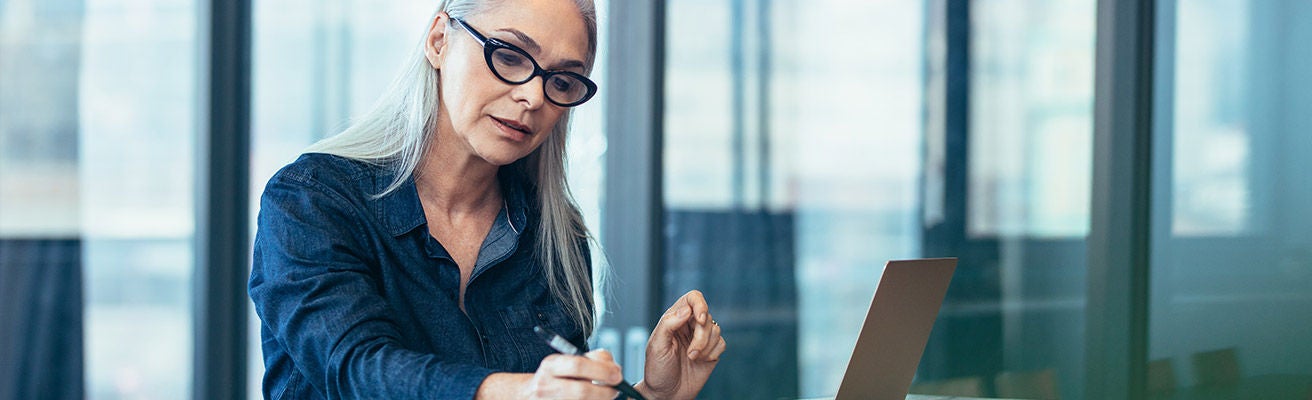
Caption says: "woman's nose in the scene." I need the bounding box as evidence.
[510,75,546,109]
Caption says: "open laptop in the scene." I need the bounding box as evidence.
[834,258,958,400]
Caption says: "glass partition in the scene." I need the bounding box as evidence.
[664,0,927,397]
[944,1,1095,399]
[1148,1,1312,398]
[1,0,199,398]
[663,0,1096,398]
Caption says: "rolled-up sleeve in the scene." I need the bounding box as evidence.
[249,171,495,399]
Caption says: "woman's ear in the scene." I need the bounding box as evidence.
[424,12,451,70]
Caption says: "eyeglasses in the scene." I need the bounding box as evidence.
[452,18,597,107]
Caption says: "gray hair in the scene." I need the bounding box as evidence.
[304,0,603,337]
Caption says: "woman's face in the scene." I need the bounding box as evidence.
[426,0,590,167]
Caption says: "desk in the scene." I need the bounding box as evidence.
[801,376,1312,400]
[797,393,1012,396]
[907,393,1018,396]
[1155,374,1312,400]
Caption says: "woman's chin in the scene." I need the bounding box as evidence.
[478,150,528,167]
[470,137,539,167]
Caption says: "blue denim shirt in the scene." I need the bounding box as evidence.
[250,153,589,400]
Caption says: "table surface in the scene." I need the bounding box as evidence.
[797,374,1312,400]
[792,393,1018,396]
[1153,374,1312,400]
[907,393,1018,396]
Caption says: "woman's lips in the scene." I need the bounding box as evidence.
[492,117,531,141]
[494,117,531,134]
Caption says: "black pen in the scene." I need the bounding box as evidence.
[533,325,647,400]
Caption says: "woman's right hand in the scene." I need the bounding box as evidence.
[521,349,624,399]
[477,349,623,399]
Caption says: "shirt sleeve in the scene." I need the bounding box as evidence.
[249,171,496,400]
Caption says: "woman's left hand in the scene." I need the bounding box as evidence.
[638,290,725,400]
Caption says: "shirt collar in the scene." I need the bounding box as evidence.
[499,166,532,235]
[376,167,533,238]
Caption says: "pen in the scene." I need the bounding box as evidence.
[533,325,647,400]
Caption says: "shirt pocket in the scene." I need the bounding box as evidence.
[497,301,582,371]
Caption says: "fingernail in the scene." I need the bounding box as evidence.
[698,313,707,323]
[689,350,700,359]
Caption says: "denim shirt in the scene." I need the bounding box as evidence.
[249,153,589,400]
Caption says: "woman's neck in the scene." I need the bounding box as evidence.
[415,140,502,216]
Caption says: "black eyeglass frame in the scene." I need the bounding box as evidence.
[452,17,598,107]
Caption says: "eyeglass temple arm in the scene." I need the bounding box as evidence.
[453,18,487,46]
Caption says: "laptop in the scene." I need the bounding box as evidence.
[834,258,958,400]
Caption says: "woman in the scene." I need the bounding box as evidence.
[248,0,725,399]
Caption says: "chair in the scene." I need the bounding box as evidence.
[908,376,984,397]
[1191,347,1241,387]
[994,369,1061,399]
[1146,358,1177,398]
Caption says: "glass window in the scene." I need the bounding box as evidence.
[663,0,1095,398]
[1150,1,1312,398]
[1167,0,1253,236]
[664,0,926,397]
[1,0,199,398]
[956,2,1094,399]
[968,0,1095,238]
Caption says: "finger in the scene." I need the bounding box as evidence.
[687,311,711,360]
[577,382,620,400]
[533,378,619,400]
[582,349,622,384]
[677,290,713,359]
[681,290,710,324]
[696,318,722,361]
[584,349,615,364]
[541,354,622,385]
[705,335,727,361]
[582,384,620,400]
[650,301,693,346]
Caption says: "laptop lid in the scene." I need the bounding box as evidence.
[835,258,958,400]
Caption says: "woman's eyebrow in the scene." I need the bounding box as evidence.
[495,28,543,54]
[495,28,587,71]
[550,59,586,71]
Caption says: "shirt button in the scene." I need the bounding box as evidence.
[536,312,547,322]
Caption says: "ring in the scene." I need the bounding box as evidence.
[712,319,718,326]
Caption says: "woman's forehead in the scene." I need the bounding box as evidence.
[466,1,590,63]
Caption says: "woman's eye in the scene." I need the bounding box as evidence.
[495,51,526,67]
[550,77,573,92]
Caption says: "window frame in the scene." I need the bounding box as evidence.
[194,0,253,398]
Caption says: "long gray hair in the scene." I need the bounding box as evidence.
[304,0,602,337]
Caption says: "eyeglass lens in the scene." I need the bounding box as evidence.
[488,47,590,105]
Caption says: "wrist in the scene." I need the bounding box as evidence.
[475,372,531,400]
[632,380,657,400]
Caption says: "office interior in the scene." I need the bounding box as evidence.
[1,0,1309,399]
